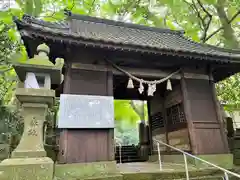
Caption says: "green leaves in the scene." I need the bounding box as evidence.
[202,0,217,4]
[114,100,140,123]
[216,73,240,107]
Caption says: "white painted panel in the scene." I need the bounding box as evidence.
[58,94,114,128]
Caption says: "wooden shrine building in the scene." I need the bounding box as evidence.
[14,11,240,164]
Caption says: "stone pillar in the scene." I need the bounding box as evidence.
[138,122,149,161]
[139,121,145,145]
[12,103,48,158]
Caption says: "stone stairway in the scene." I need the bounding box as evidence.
[115,145,142,163]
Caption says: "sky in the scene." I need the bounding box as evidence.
[0,0,19,11]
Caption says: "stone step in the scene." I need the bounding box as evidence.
[60,173,239,180]
[172,176,224,180]
[54,175,123,180]
[56,174,225,180]
[115,152,138,156]
[84,175,123,180]
[121,170,225,180]
[115,147,141,163]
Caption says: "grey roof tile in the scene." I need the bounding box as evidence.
[14,13,240,61]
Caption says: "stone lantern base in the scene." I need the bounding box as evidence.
[0,157,54,180]
[0,88,55,180]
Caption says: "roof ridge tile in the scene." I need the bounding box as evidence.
[64,10,185,36]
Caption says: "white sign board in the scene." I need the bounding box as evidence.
[58,94,114,128]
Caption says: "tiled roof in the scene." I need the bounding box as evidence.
[13,13,240,62]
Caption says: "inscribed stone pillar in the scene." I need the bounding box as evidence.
[11,102,49,158]
[0,43,64,180]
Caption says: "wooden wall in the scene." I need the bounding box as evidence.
[181,76,229,154]
[64,68,113,96]
[59,129,114,163]
[148,72,229,155]
[58,48,229,163]
[58,64,114,163]
[148,83,190,153]
[164,85,190,151]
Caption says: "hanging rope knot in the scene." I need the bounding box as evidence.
[105,59,180,96]
[138,79,144,94]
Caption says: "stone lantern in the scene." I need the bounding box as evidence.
[0,44,64,180]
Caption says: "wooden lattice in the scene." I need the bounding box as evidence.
[151,112,164,130]
[167,103,186,125]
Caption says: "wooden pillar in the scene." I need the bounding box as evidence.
[148,93,166,153]
[162,99,169,152]
[58,66,114,163]
[210,74,229,153]
[147,99,153,154]
[180,75,198,154]
[180,71,229,154]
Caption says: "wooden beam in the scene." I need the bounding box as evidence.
[71,63,210,80]
[210,73,230,153]
[147,99,153,154]
[180,75,198,154]
[183,73,209,80]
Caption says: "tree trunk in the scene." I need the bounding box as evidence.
[130,100,145,121]
[215,0,239,49]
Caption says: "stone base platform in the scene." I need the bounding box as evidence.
[148,154,233,169]
[55,161,121,180]
[0,157,54,180]
[54,161,239,180]
[117,162,231,180]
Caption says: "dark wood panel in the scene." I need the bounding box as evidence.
[195,128,226,154]
[68,69,113,96]
[186,79,217,122]
[151,112,164,131]
[164,85,182,108]
[210,79,229,153]
[193,122,220,129]
[152,128,165,136]
[182,77,228,154]
[180,76,197,154]
[149,94,163,115]
[59,129,114,163]
[58,130,68,163]
[63,65,71,94]
[60,64,114,164]
[148,93,165,152]
[107,129,114,160]
[168,123,187,132]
